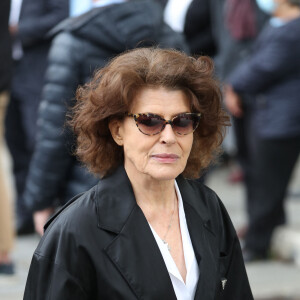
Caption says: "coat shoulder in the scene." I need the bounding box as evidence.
[44,185,98,230]
[38,186,99,254]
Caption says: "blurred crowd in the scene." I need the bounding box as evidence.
[0,0,299,276]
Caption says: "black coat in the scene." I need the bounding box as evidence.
[184,0,216,57]
[24,166,253,299]
[23,0,189,212]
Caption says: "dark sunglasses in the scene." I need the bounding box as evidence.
[126,112,201,136]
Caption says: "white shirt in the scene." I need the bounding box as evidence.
[9,0,23,25]
[9,0,23,60]
[163,0,193,32]
[70,0,127,17]
[149,181,200,300]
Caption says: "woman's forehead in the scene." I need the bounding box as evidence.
[130,87,191,114]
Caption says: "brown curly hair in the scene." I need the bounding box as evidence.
[70,47,230,178]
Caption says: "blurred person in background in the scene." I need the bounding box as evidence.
[6,0,69,236]
[24,47,253,300]
[0,0,15,276]
[161,0,216,57]
[225,0,300,261]
[209,0,268,184]
[23,0,189,236]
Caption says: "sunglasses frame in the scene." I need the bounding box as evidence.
[126,112,202,136]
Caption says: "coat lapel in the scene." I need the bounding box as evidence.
[96,166,177,300]
[176,176,218,300]
[105,205,177,300]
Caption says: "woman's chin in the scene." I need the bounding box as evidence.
[146,165,184,181]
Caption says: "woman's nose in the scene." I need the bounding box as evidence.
[159,123,176,144]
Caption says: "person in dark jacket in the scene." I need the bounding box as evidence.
[225,0,300,261]
[6,0,69,235]
[161,0,216,57]
[0,0,15,276]
[209,0,268,185]
[24,48,253,300]
[23,0,189,236]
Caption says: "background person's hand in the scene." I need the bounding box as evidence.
[33,207,54,236]
[224,85,243,118]
[9,24,18,36]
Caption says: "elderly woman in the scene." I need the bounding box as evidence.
[24,48,253,300]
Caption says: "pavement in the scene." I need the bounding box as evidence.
[0,159,300,300]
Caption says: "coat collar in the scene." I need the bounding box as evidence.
[95,165,217,299]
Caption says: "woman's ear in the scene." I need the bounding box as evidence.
[109,119,124,146]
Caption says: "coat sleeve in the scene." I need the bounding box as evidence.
[24,253,89,300]
[215,197,254,300]
[24,200,96,300]
[228,29,296,95]
[23,32,82,212]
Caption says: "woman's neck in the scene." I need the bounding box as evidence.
[131,179,177,228]
[125,168,176,214]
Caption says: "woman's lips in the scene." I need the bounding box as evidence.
[151,153,179,163]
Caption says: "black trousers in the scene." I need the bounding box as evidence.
[5,86,40,225]
[244,136,300,254]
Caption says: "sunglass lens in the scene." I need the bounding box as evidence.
[136,114,163,135]
[173,114,199,135]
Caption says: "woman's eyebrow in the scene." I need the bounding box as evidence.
[137,112,191,118]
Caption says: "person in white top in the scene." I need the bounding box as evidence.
[24,47,253,299]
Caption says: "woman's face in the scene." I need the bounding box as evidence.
[110,87,194,182]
